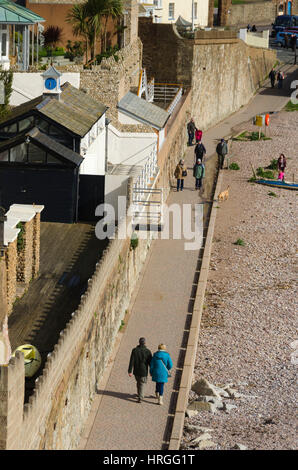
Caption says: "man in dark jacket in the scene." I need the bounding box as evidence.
[187,118,196,146]
[128,337,152,402]
[269,69,276,88]
[216,139,228,169]
[194,140,206,163]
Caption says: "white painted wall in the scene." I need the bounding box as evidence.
[108,124,157,166]
[238,29,269,48]
[11,72,80,106]
[155,0,209,27]
[80,114,106,176]
[104,174,129,221]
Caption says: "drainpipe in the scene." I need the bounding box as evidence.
[105,117,111,174]
[0,206,6,256]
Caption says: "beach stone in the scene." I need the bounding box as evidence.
[223,403,237,413]
[190,433,213,445]
[191,378,221,398]
[188,401,217,413]
[233,443,248,450]
[185,424,213,433]
[199,440,217,450]
[185,408,199,418]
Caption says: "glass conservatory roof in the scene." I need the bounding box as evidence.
[0,0,45,25]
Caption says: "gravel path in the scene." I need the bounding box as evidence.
[181,110,298,450]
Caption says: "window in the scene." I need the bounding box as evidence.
[19,117,34,132]
[2,123,17,134]
[1,33,7,57]
[194,3,197,19]
[0,150,9,162]
[28,143,46,164]
[47,154,62,164]
[10,143,28,163]
[35,117,50,133]
[48,124,73,149]
[168,3,174,20]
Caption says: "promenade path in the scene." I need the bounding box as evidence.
[79,64,298,450]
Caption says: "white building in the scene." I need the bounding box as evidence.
[138,0,209,28]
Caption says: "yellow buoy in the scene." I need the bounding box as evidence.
[12,344,42,378]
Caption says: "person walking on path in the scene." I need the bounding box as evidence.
[128,337,152,403]
[194,140,206,163]
[187,118,196,146]
[174,159,187,191]
[277,71,284,89]
[150,344,173,406]
[193,159,205,190]
[269,69,276,88]
[216,138,228,169]
[195,128,203,144]
[277,153,287,173]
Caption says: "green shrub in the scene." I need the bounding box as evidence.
[16,222,25,253]
[234,238,245,246]
[266,159,278,170]
[256,167,275,179]
[268,191,278,197]
[284,101,298,112]
[130,233,138,250]
[229,162,240,170]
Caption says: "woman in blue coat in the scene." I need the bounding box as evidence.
[150,344,173,405]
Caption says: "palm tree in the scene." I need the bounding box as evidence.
[86,0,123,55]
[66,3,95,62]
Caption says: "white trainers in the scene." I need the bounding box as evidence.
[155,392,159,398]
[158,395,163,405]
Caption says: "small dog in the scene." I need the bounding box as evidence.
[218,185,230,201]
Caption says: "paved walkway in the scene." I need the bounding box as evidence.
[79,64,298,450]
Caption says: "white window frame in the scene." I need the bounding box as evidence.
[168,2,175,20]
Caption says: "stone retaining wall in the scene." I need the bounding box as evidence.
[138,19,276,132]
[5,240,17,314]
[226,1,276,27]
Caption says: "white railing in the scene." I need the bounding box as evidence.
[138,69,155,102]
[153,83,183,115]
[167,87,183,115]
[132,143,158,204]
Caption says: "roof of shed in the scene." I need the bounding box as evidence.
[117,92,170,130]
[0,82,107,137]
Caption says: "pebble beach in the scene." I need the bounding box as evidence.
[181,110,298,450]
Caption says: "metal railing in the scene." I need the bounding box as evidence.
[153,83,183,113]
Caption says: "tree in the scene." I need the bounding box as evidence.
[85,0,124,54]
[66,3,95,62]
[0,67,13,120]
[43,25,63,63]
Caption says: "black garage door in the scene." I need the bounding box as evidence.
[0,167,78,223]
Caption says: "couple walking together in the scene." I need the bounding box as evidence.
[128,338,173,405]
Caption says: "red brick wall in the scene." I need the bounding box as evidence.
[25,1,118,56]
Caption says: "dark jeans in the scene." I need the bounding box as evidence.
[218,153,225,169]
[278,80,283,89]
[177,179,184,191]
[135,376,147,399]
[188,131,194,146]
[270,79,275,88]
[155,382,165,396]
[195,177,203,189]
